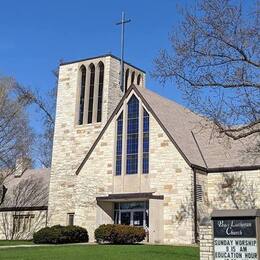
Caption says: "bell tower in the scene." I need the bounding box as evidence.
[48,54,145,226]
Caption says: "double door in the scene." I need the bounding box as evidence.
[119,210,146,227]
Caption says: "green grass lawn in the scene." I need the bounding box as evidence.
[0,240,33,246]
[0,244,199,260]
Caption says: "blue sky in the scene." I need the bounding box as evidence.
[0,0,189,97]
[0,0,190,135]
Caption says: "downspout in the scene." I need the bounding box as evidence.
[190,131,208,244]
[45,208,48,227]
[193,167,198,244]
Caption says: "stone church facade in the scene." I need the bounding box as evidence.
[47,54,260,244]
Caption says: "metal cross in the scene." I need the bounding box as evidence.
[116,12,131,92]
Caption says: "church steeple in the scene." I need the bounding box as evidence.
[58,54,145,126]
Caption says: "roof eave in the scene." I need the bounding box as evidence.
[60,54,146,73]
[191,163,260,173]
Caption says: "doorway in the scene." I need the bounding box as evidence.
[114,201,149,228]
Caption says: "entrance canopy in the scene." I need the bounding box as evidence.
[96,192,163,202]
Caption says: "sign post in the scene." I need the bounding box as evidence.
[212,209,260,260]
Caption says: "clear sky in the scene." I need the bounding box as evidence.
[0,0,189,132]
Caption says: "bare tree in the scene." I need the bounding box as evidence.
[0,78,34,183]
[176,174,257,222]
[0,176,48,240]
[175,173,256,242]
[14,66,59,168]
[153,0,260,143]
[218,173,256,209]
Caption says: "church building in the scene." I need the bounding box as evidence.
[47,54,260,244]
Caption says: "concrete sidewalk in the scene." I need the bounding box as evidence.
[0,242,93,249]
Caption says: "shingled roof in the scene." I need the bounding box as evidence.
[136,86,260,169]
[77,85,260,174]
[0,168,50,211]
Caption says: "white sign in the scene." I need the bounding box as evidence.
[214,238,257,260]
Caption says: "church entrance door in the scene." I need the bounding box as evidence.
[114,201,148,229]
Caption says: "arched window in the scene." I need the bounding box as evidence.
[131,71,135,84]
[126,95,139,174]
[116,112,123,175]
[87,63,95,124]
[143,108,149,174]
[137,74,141,85]
[125,69,129,92]
[97,62,104,122]
[78,65,86,125]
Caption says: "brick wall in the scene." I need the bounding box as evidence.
[199,219,214,260]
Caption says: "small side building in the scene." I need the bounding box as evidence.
[0,167,50,240]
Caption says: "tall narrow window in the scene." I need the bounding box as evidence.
[131,71,135,84]
[125,69,129,92]
[143,109,149,174]
[126,95,139,174]
[137,74,141,85]
[97,62,104,122]
[78,65,86,125]
[87,64,95,124]
[116,112,123,175]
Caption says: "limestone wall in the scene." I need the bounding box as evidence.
[75,91,195,244]
[48,56,146,227]
[0,210,47,240]
[196,171,210,222]
[149,114,195,244]
[207,170,260,211]
[48,57,108,226]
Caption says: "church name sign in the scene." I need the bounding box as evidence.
[213,218,258,260]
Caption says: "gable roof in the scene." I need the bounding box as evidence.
[0,168,50,211]
[76,85,260,174]
[137,87,260,170]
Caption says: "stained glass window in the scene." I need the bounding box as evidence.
[143,109,149,174]
[97,62,104,122]
[116,112,123,175]
[87,63,95,124]
[126,95,139,174]
[78,65,86,125]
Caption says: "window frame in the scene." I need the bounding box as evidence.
[67,213,75,226]
[13,214,35,233]
[114,93,150,176]
[78,65,87,125]
[115,112,124,176]
[97,62,104,122]
[87,63,95,124]
[142,108,149,174]
[126,95,139,175]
